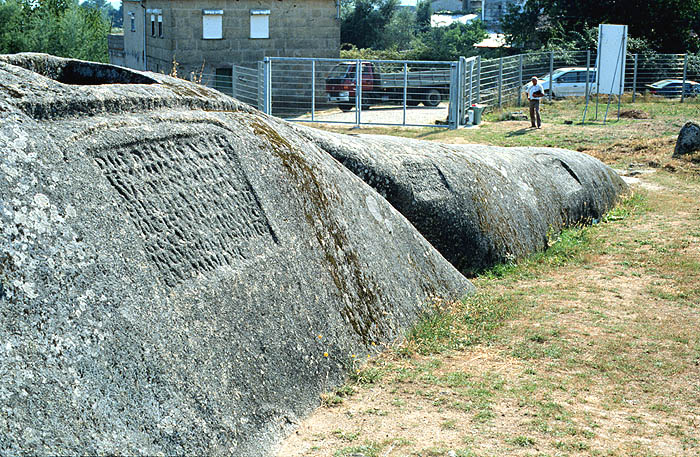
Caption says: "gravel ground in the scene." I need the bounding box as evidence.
[289,102,451,127]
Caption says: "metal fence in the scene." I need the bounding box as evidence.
[257,57,465,128]
[197,50,699,129]
[480,50,700,108]
[200,64,263,109]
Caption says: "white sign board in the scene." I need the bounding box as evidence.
[596,24,628,95]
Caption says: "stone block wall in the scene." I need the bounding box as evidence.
[122,0,145,70]
[107,34,126,67]
[132,0,339,77]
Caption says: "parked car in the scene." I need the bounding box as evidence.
[325,62,450,111]
[645,79,700,97]
[524,67,597,98]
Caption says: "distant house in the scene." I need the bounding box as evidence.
[109,0,340,78]
[427,0,524,29]
[430,13,478,28]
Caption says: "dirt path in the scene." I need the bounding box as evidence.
[291,102,450,127]
[277,169,700,457]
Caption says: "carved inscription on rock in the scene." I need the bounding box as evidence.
[92,134,276,286]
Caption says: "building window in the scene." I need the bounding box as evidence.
[129,12,135,32]
[150,14,156,36]
[250,9,270,39]
[202,9,223,39]
[158,14,163,38]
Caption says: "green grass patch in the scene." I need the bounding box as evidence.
[334,442,380,457]
[402,291,517,355]
[509,435,536,447]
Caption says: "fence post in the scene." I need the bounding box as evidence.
[355,60,361,127]
[498,56,503,108]
[311,60,316,122]
[582,50,591,124]
[476,55,481,103]
[449,61,459,129]
[469,58,474,107]
[517,54,523,106]
[257,61,264,111]
[549,51,554,101]
[403,62,408,126]
[632,54,638,103]
[681,54,688,103]
[459,57,465,126]
[263,57,271,115]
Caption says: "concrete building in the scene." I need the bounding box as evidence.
[110,0,340,78]
[481,0,524,28]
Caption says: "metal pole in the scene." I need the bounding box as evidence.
[595,49,600,121]
[355,60,361,127]
[681,54,688,103]
[403,62,408,126]
[497,57,503,108]
[582,50,590,125]
[449,61,458,129]
[263,57,271,115]
[476,56,481,103]
[616,34,626,120]
[517,54,523,106]
[460,56,467,127]
[458,58,465,126]
[632,54,638,103]
[549,51,554,101]
[469,59,475,107]
[311,60,316,122]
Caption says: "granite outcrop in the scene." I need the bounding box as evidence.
[0,54,473,456]
[294,127,628,273]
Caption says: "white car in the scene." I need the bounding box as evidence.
[525,67,597,97]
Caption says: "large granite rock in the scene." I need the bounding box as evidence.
[0,54,473,456]
[673,121,700,157]
[293,127,628,273]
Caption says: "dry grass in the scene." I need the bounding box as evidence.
[277,100,700,457]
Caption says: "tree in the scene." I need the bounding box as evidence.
[415,0,431,33]
[381,7,417,50]
[0,0,32,53]
[502,0,700,53]
[0,0,111,62]
[341,0,399,49]
[410,20,487,61]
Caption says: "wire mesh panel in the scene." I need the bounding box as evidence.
[197,50,696,126]
[266,57,456,128]
[232,65,261,109]
[199,66,261,109]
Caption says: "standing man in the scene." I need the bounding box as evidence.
[527,76,545,129]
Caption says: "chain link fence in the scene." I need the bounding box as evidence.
[196,50,700,128]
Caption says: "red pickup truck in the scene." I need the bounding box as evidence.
[325,62,451,111]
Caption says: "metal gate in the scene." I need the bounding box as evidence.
[260,57,468,129]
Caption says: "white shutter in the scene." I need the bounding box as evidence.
[250,10,269,39]
[202,13,223,39]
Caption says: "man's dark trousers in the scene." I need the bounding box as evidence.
[529,99,541,128]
